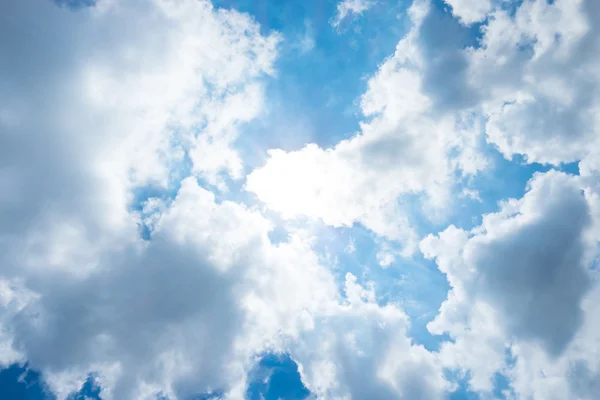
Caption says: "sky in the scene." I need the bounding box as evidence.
[0,0,599,399]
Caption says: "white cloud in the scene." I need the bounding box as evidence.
[0,1,458,399]
[331,0,375,29]
[421,170,600,396]
[459,188,481,202]
[2,176,341,399]
[0,0,279,270]
[4,0,600,398]
[289,273,449,400]
[0,0,310,398]
[467,0,600,166]
[443,0,492,24]
[411,1,600,397]
[247,1,488,254]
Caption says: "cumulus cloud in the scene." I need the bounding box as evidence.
[4,177,342,399]
[345,0,600,171]
[289,274,448,400]
[0,0,329,398]
[247,0,488,255]
[4,0,600,399]
[443,0,492,24]
[410,1,600,397]
[463,0,600,166]
[399,0,600,169]
[0,1,458,399]
[249,0,600,256]
[0,0,279,259]
[421,171,599,395]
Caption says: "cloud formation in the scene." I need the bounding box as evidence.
[0,0,335,398]
[247,0,487,257]
[2,0,600,399]
[422,171,600,397]
[0,1,455,399]
[250,0,600,397]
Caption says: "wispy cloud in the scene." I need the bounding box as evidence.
[298,20,316,54]
[331,0,374,29]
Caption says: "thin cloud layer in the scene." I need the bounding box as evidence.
[331,0,374,29]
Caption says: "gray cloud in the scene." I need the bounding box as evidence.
[422,171,597,395]
[11,231,244,399]
[468,172,592,355]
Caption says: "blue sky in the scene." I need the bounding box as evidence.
[1,0,600,399]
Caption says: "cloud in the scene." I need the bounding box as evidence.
[0,0,279,257]
[4,0,600,399]
[246,0,600,261]
[421,170,598,394]
[0,0,322,398]
[342,0,600,171]
[2,176,343,399]
[413,1,600,397]
[442,0,492,24]
[466,0,600,166]
[289,274,449,400]
[396,0,600,169]
[247,0,488,255]
[0,1,457,399]
[331,0,374,29]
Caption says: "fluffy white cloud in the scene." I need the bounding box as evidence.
[0,1,457,399]
[421,170,600,396]
[247,1,487,256]
[336,0,600,170]
[0,0,279,268]
[289,273,449,400]
[5,0,600,398]
[0,0,315,398]
[443,0,492,24]
[466,0,600,165]
[410,1,600,397]
[2,175,342,399]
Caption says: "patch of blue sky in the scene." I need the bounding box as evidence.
[155,353,310,400]
[0,364,101,400]
[272,219,452,351]
[442,367,515,399]
[374,255,453,350]
[452,148,581,232]
[0,364,52,400]
[129,150,194,240]
[225,0,414,162]
[492,372,513,400]
[501,0,526,17]
[428,0,486,49]
[246,353,310,400]
[446,370,482,400]
[67,376,103,400]
[447,367,520,400]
